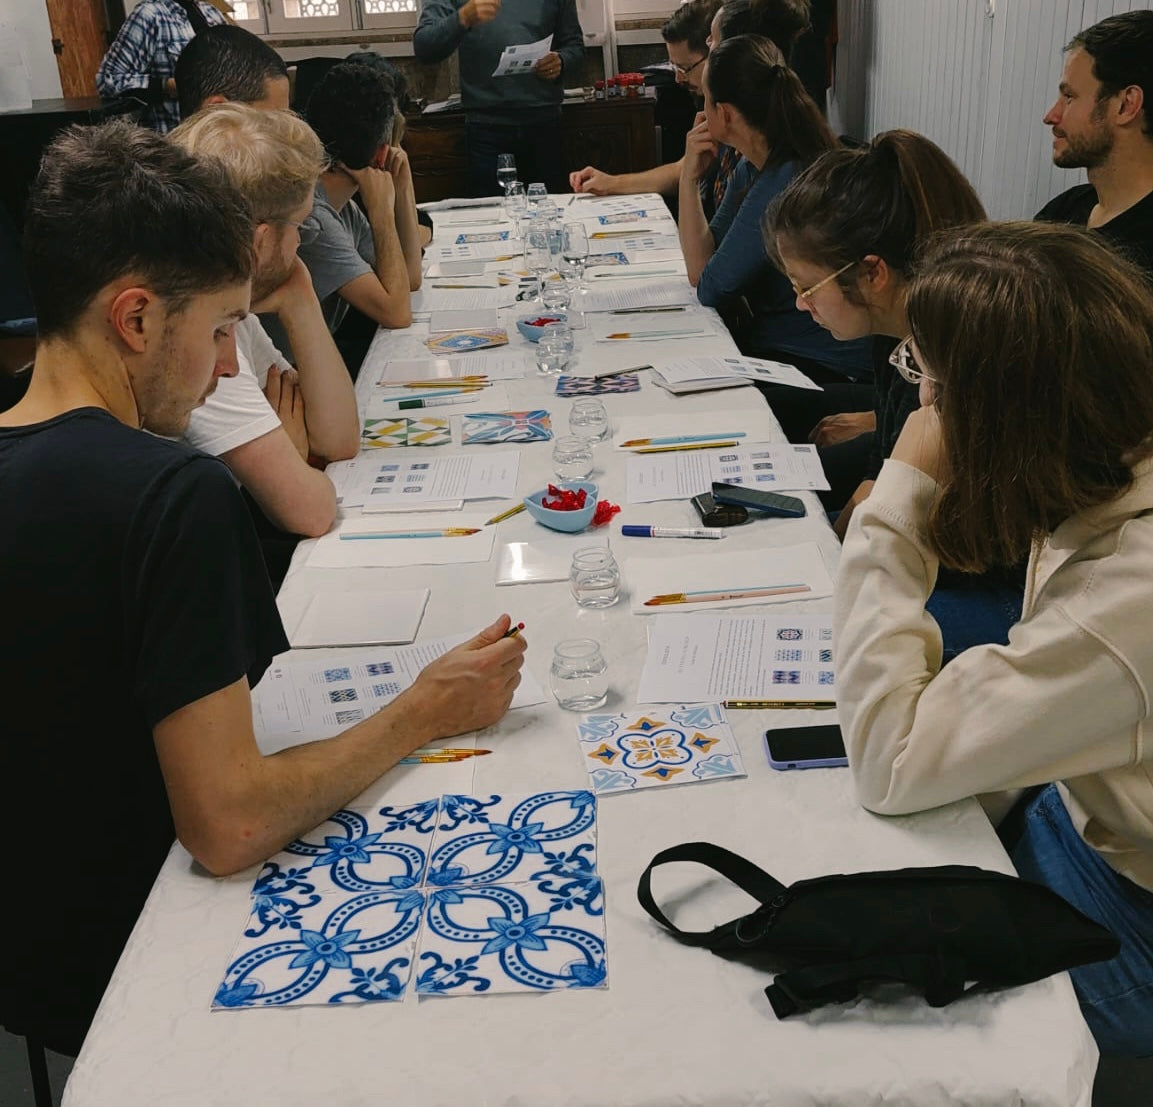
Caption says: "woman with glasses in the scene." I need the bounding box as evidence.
[835,221,1153,1056]
[770,129,986,530]
[677,35,872,396]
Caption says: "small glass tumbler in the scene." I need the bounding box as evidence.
[552,434,594,480]
[541,279,573,313]
[535,333,569,376]
[550,638,609,710]
[569,397,609,441]
[541,321,574,360]
[569,546,620,609]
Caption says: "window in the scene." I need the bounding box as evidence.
[265,0,354,34]
[254,0,419,36]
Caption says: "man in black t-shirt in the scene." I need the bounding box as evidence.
[0,122,526,1056]
[1034,11,1153,281]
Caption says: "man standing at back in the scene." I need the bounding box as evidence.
[414,0,585,195]
[1036,10,1153,280]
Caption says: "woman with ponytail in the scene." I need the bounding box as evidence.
[97,0,228,134]
[677,34,872,390]
[769,129,986,529]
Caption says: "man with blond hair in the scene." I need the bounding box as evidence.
[170,104,360,570]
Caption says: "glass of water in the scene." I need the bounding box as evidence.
[526,181,548,214]
[496,153,518,195]
[569,398,609,441]
[569,547,620,609]
[505,181,527,232]
[541,320,574,359]
[524,224,552,303]
[542,279,573,313]
[552,434,594,479]
[550,638,609,710]
[535,333,569,376]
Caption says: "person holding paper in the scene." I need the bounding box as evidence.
[0,122,527,1057]
[677,35,872,395]
[413,0,584,196]
[834,222,1153,1057]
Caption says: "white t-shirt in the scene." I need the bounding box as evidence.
[184,315,288,456]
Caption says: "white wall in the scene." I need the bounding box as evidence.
[829,0,1153,220]
[0,0,63,100]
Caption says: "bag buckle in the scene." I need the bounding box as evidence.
[734,894,789,946]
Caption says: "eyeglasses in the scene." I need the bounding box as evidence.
[672,55,706,77]
[789,260,856,302]
[888,335,937,385]
[270,218,319,246]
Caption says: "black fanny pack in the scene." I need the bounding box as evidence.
[637,841,1119,1017]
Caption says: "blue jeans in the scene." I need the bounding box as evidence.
[926,571,1023,664]
[1010,785,1153,1056]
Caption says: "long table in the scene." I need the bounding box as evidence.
[63,197,1097,1107]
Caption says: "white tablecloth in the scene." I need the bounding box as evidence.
[63,198,1096,1107]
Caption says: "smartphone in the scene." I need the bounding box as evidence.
[764,725,848,770]
[691,491,748,527]
[711,481,806,518]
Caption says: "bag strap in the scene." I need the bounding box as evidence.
[636,841,787,945]
[765,952,974,1018]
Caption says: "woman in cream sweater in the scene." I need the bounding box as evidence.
[834,220,1153,1056]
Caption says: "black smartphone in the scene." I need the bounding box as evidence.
[711,481,806,518]
[764,724,848,770]
[691,491,748,527]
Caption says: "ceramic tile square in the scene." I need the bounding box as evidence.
[425,790,598,888]
[415,878,606,996]
[252,800,438,900]
[576,704,746,794]
[214,885,425,1008]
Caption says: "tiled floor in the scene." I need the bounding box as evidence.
[3,1027,1151,1105]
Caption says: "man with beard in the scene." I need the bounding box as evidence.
[1035,10,1153,281]
[171,105,360,553]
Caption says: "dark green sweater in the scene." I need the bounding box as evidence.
[414,0,585,125]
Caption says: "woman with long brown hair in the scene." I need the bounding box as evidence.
[677,34,872,383]
[835,220,1153,1056]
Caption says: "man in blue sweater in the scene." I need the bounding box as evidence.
[414,0,584,196]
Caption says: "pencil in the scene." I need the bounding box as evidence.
[605,330,705,341]
[485,502,527,525]
[723,700,836,709]
[622,433,747,446]
[409,748,493,757]
[339,528,481,541]
[643,584,811,605]
[608,306,687,315]
[633,440,739,454]
[503,621,525,639]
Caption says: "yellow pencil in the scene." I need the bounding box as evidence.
[632,440,739,454]
[485,502,527,525]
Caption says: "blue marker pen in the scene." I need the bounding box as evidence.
[621,525,726,540]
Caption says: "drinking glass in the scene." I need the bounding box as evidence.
[526,181,548,215]
[562,222,589,286]
[524,225,552,303]
[535,333,569,376]
[541,278,573,313]
[569,547,621,609]
[550,638,609,710]
[541,321,574,360]
[496,153,518,196]
[552,434,594,480]
[569,398,609,441]
[504,181,527,232]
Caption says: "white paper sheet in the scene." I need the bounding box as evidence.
[328,449,521,510]
[429,241,522,262]
[412,287,514,314]
[581,282,696,313]
[627,543,833,613]
[306,512,497,569]
[589,314,713,343]
[494,534,610,585]
[635,613,836,702]
[652,355,822,393]
[252,635,547,748]
[626,443,829,502]
[492,35,553,77]
[284,589,430,648]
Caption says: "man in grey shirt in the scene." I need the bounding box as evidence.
[414,0,584,195]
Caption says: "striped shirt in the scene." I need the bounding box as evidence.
[96,1,227,133]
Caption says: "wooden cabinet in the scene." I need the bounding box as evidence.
[404,97,659,203]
